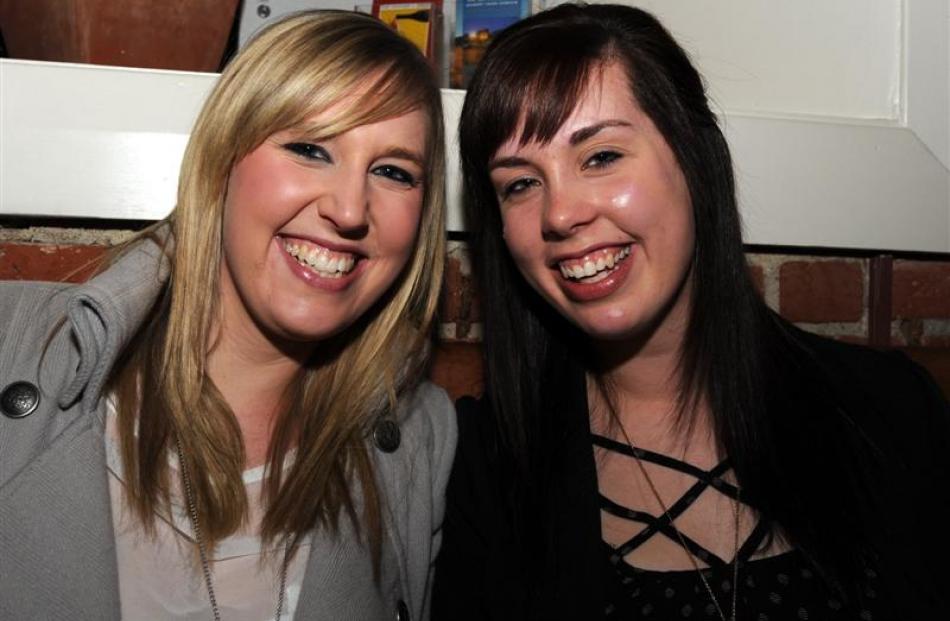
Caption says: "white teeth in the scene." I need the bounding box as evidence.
[282,239,357,277]
[558,245,632,282]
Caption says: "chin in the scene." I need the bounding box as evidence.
[570,310,653,343]
[580,325,641,342]
[266,312,355,345]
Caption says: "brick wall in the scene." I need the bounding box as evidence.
[2,223,949,398]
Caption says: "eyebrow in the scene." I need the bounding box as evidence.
[569,120,633,146]
[379,146,425,167]
[278,125,426,167]
[489,120,635,171]
[488,155,532,172]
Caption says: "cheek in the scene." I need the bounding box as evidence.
[501,209,541,262]
[226,151,272,215]
[378,197,424,260]
[602,177,638,211]
[225,148,309,226]
[601,178,656,233]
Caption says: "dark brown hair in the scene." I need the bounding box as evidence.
[459,2,877,605]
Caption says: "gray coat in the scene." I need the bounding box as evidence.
[0,239,457,620]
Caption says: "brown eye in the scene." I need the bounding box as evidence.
[583,150,621,169]
[502,177,540,199]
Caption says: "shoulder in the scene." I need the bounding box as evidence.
[0,279,72,324]
[785,327,949,462]
[381,382,458,507]
[791,327,945,411]
[0,280,76,387]
[398,381,458,462]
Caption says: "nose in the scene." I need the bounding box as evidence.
[541,182,596,240]
[316,175,369,238]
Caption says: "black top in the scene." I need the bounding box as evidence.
[432,330,950,620]
[592,434,892,621]
[603,547,887,621]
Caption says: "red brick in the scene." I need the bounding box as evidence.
[440,256,465,322]
[440,255,481,337]
[429,341,484,400]
[779,260,864,323]
[892,260,950,318]
[0,243,108,283]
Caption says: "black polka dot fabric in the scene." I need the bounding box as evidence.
[603,546,889,620]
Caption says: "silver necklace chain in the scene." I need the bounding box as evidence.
[174,436,288,621]
[614,422,741,621]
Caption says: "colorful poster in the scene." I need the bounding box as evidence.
[452,0,530,88]
[373,0,442,60]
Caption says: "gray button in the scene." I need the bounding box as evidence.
[395,599,410,621]
[373,419,400,453]
[1,381,40,419]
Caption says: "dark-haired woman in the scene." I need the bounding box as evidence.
[432,4,950,620]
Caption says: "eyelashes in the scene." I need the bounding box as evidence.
[583,150,621,169]
[498,150,623,200]
[502,177,540,199]
[283,142,331,162]
[371,164,419,187]
[282,142,420,188]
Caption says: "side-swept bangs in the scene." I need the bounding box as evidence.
[460,18,612,172]
[204,11,440,175]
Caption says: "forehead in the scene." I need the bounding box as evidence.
[495,62,643,156]
[277,67,430,139]
[279,100,430,150]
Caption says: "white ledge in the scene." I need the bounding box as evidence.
[1,59,948,252]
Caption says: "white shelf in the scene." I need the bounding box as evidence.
[1,50,947,251]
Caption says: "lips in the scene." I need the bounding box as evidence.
[282,237,358,278]
[276,236,365,291]
[553,243,634,302]
[557,245,631,281]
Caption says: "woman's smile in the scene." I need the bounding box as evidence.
[219,103,427,345]
[493,61,695,342]
[553,243,634,302]
[277,236,365,292]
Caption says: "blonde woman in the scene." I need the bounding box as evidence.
[0,10,454,621]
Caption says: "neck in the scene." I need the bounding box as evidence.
[588,281,712,454]
[206,318,312,469]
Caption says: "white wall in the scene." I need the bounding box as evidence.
[1,0,948,251]
[551,0,950,251]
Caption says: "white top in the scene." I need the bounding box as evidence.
[104,403,311,621]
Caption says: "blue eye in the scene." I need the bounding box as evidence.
[284,142,331,162]
[372,164,418,187]
[502,177,539,199]
[584,150,621,169]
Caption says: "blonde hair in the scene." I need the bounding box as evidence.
[110,10,445,564]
